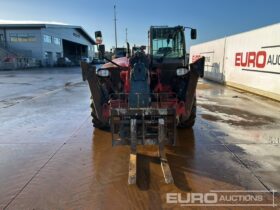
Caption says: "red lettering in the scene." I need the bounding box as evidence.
[256,51,266,68]
[248,52,256,67]
[241,52,248,67]
[235,53,241,66]
[235,51,267,68]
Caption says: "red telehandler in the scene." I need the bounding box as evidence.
[81,26,204,184]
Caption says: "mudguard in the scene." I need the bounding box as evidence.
[184,56,205,119]
[80,61,106,123]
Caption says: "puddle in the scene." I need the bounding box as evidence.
[0,96,34,108]
[200,104,276,127]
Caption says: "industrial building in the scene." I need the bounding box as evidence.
[0,22,95,67]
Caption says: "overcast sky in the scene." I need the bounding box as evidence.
[0,0,279,50]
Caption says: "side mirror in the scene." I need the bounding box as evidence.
[95,31,103,44]
[95,31,102,39]
[98,44,105,58]
[126,42,131,57]
[191,29,197,40]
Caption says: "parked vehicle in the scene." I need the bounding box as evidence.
[80,57,91,63]
[57,57,73,67]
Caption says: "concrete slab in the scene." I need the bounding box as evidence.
[0,143,60,209]
[227,144,280,190]
[0,71,279,209]
[5,120,275,210]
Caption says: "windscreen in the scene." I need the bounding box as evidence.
[115,48,126,57]
[151,27,184,58]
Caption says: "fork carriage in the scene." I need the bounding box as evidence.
[109,93,177,184]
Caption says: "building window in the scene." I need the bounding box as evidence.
[10,36,18,42]
[53,37,61,45]
[43,35,52,43]
[0,34,4,42]
[10,33,36,42]
[44,51,53,66]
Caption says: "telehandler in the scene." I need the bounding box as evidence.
[81,25,204,184]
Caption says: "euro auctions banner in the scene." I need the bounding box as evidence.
[234,45,280,74]
[225,23,280,76]
[190,23,280,100]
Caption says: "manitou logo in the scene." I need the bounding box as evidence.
[235,50,280,69]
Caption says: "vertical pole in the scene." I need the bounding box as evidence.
[114,4,118,48]
[222,37,227,83]
[125,28,128,43]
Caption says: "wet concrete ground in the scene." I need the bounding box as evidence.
[0,68,279,210]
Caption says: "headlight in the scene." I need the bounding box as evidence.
[176,67,190,76]
[97,68,109,77]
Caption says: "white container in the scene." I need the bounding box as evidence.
[190,23,280,101]
[190,38,226,83]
